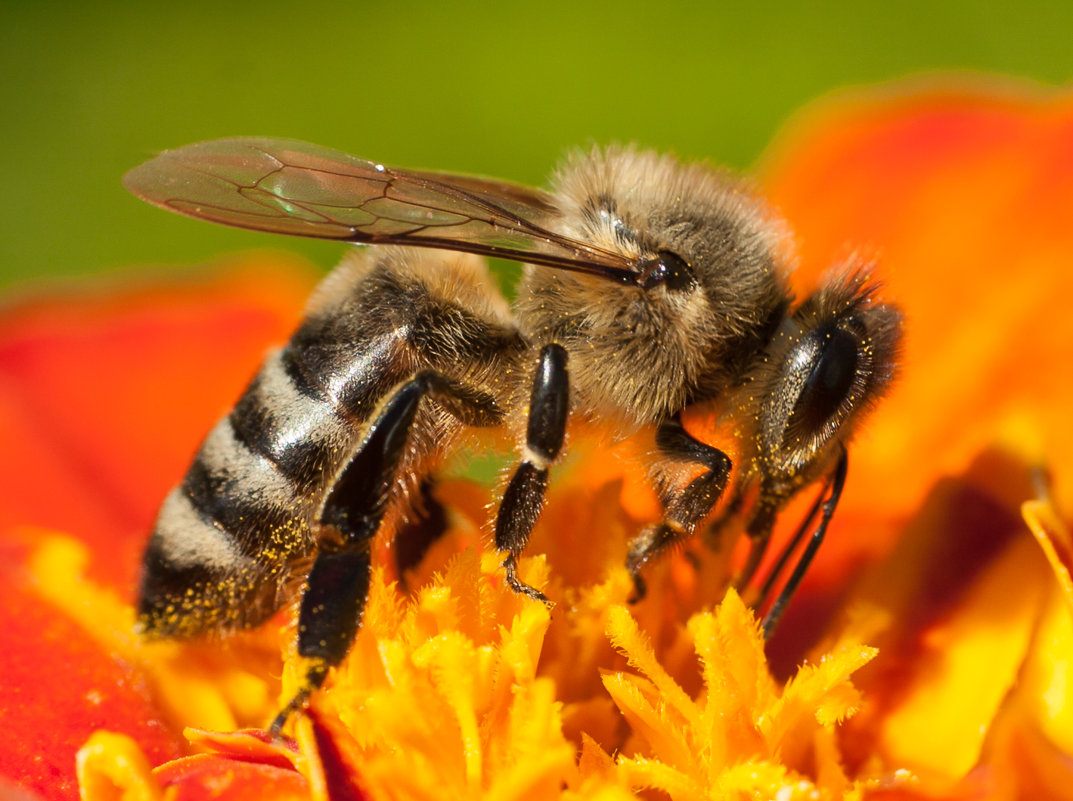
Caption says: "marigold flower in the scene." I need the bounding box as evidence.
[1,76,1070,801]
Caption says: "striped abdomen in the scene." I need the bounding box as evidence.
[139,326,409,635]
[138,250,523,637]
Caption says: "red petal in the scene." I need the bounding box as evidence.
[0,572,183,801]
[305,707,371,801]
[183,728,299,770]
[155,754,308,801]
[0,254,314,591]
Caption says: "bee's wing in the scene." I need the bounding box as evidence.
[124,137,638,284]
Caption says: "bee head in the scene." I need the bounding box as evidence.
[551,146,791,324]
[750,265,903,494]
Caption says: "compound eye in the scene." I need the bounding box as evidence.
[785,323,860,443]
[637,250,695,292]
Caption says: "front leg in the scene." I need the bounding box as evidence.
[495,344,569,603]
[626,416,732,602]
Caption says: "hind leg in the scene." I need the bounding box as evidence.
[271,371,501,732]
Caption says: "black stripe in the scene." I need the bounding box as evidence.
[294,305,409,410]
[229,374,338,496]
[139,533,280,635]
[229,377,282,458]
[280,340,331,403]
[181,451,306,562]
[283,317,407,422]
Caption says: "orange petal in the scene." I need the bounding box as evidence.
[762,79,1073,524]
[833,450,1053,787]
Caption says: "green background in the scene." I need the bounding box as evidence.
[3,1,1071,290]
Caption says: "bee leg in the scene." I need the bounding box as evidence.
[271,371,501,734]
[626,416,731,603]
[734,502,778,594]
[496,344,569,604]
[394,479,450,590]
[702,479,747,551]
[758,445,847,638]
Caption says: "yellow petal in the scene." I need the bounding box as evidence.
[76,731,163,801]
[879,536,1047,778]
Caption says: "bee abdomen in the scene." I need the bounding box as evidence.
[139,250,516,639]
[138,487,281,636]
[228,349,364,496]
[140,329,408,637]
[139,412,319,636]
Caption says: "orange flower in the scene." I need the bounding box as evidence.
[1,76,1071,800]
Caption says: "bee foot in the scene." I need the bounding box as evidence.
[502,555,552,606]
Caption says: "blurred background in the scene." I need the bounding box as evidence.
[3,0,1072,289]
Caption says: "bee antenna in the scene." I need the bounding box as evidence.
[759,444,848,638]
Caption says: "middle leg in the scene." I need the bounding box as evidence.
[626,415,732,602]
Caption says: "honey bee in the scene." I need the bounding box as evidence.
[124,138,902,730]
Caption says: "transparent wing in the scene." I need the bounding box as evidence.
[124,137,638,284]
